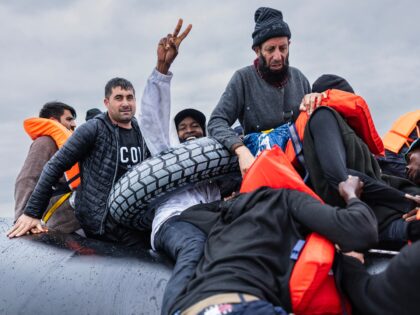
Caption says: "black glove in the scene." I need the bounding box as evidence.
[407,220,420,242]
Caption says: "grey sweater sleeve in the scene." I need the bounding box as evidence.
[139,68,174,156]
[208,71,244,152]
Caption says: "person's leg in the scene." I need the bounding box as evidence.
[308,109,412,243]
[348,169,412,243]
[308,107,348,185]
[155,216,206,315]
[309,109,412,210]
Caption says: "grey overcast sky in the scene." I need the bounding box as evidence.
[1,0,419,216]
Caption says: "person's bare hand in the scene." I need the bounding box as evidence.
[299,92,326,115]
[234,145,256,177]
[403,207,420,222]
[224,191,238,201]
[338,175,364,204]
[7,214,47,239]
[343,251,365,264]
[156,18,192,74]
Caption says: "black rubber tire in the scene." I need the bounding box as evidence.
[108,137,239,230]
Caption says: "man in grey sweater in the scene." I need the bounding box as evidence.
[208,7,319,175]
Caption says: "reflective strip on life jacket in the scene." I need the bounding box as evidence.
[240,146,349,315]
[24,117,81,190]
[382,110,420,154]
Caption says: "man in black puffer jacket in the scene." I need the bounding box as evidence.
[8,78,150,244]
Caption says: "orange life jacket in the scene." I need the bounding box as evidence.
[24,118,80,190]
[241,146,350,315]
[285,89,384,168]
[382,110,420,154]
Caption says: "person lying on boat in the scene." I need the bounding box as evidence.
[8,77,152,245]
[14,102,80,234]
[167,174,377,315]
[139,19,237,315]
[302,74,420,247]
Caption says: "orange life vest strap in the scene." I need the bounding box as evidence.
[24,118,81,190]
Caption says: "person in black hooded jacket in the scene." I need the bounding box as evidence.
[8,78,150,244]
[169,176,378,315]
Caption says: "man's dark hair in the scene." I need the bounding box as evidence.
[39,102,77,120]
[105,78,135,98]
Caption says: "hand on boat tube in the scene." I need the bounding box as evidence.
[6,214,48,239]
[234,145,256,177]
[156,18,192,75]
[338,175,364,204]
[299,92,326,115]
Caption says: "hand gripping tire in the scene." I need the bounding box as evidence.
[108,137,239,230]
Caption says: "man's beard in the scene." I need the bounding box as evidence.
[258,54,290,86]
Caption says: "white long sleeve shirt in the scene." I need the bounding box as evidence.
[139,69,220,249]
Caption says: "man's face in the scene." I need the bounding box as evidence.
[59,109,76,131]
[104,86,136,124]
[256,37,290,72]
[406,150,420,185]
[177,117,204,142]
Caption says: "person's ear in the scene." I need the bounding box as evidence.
[103,97,109,109]
[253,46,261,56]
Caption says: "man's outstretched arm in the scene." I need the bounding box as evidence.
[139,19,192,156]
[289,176,378,252]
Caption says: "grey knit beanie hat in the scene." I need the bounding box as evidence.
[252,7,291,48]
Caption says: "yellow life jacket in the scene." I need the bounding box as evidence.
[24,117,81,190]
[382,110,420,154]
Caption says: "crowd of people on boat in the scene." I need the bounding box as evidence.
[6,6,420,315]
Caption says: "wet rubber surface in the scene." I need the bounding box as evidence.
[0,217,392,314]
[0,218,172,315]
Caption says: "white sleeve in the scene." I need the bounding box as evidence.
[139,68,174,156]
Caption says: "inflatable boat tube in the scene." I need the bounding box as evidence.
[0,218,171,315]
[108,137,239,230]
[0,217,395,315]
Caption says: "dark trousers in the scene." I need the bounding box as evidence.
[308,108,410,242]
[155,216,206,315]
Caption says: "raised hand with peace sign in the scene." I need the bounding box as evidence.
[156,19,192,74]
